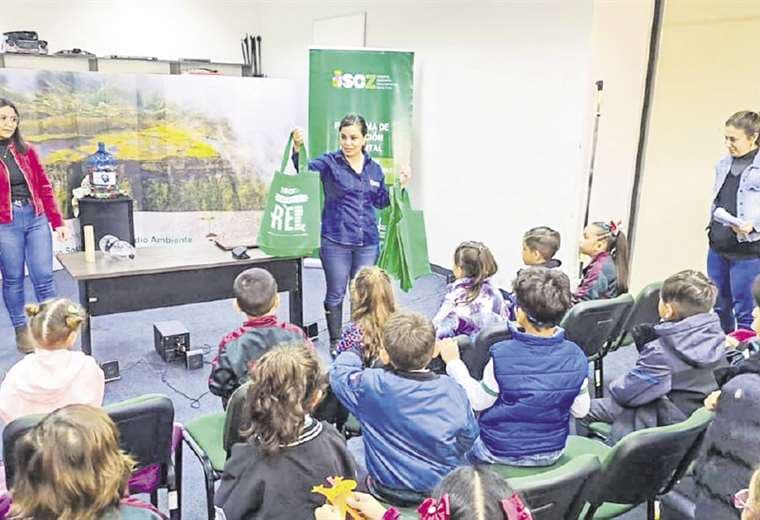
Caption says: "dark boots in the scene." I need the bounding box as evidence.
[15,325,34,354]
[324,303,343,358]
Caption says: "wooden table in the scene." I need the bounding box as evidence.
[56,244,303,357]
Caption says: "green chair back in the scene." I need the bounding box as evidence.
[562,294,634,360]
[611,281,663,351]
[509,454,601,520]
[223,381,252,454]
[585,407,713,512]
[2,394,174,487]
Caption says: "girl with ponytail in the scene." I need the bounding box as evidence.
[0,298,104,423]
[432,241,508,338]
[573,221,630,303]
[334,266,397,365]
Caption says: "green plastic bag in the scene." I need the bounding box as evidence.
[396,189,432,290]
[377,184,402,278]
[257,137,321,257]
[378,184,431,291]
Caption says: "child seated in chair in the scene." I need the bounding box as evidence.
[208,267,312,406]
[9,404,166,520]
[0,299,103,423]
[432,241,508,339]
[334,266,397,367]
[330,311,479,503]
[521,226,562,270]
[582,270,727,442]
[215,344,355,520]
[573,221,630,303]
[440,267,589,467]
[502,226,564,320]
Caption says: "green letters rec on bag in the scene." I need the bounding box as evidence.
[257,136,322,257]
[377,184,431,291]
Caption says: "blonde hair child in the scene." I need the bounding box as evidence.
[334,266,397,365]
[0,298,104,423]
[9,404,165,520]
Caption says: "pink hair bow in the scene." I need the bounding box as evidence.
[501,494,534,520]
[609,220,622,237]
[417,495,450,520]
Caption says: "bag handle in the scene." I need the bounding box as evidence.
[279,134,310,174]
[395,182,413,211]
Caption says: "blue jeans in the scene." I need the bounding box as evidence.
[707,248,760,332]
[347,436,369,484]
[319,238,379,307]
[0,202,56,327]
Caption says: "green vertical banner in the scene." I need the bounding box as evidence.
[309,48,430,291]
[308,48,414,184]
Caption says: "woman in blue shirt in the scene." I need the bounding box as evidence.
[292,114,407,353]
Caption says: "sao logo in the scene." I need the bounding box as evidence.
[331,69,378,89]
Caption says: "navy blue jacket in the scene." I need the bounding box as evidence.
[296,150,390,246]
[479,327,587,458]
[329,351,478,493]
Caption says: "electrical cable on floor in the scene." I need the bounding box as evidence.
[119,343,216,409]
[111,285,443,404]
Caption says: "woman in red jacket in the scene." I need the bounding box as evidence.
[0,99,68,351]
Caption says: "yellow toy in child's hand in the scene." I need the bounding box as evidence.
[312,476,362,520]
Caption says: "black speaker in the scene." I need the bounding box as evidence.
[153,320,190,362]
[78,196,135,249]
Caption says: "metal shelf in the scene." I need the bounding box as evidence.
[0,53,254,77]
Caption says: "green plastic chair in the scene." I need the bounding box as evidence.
[489,408,711,519]
[182,382,251,520]
[386,454,600,520]
[586,421,612,440]
[578,407,713,519]
[587,281,664,440]
[562,294,635,398]
[343,413,362,438]
[3,394,180,519]
[606,281,663,353]
[504,454,601,519]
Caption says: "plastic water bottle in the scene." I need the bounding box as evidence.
[99,234,136,259]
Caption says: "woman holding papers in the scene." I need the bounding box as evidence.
[708,110,760,332]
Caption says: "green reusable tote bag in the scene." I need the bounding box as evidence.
[396,188,432,291]
[257,136,321,257]
[377,182,402,254]
[377,184,404,279]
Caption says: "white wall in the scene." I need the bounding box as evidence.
[4,0,602,288]
[254,0,595,286]
[0,0,261,63]
[585,0,654,229]
[631,0,760,289]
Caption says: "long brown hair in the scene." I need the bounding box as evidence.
[242,344,325,456]
[9,405,135,520]
[591,222,630,294]
[454,241,498,303]
[0,98,28,153]
[350,266,396,364]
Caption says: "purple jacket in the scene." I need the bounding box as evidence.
[432,277,508,339]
